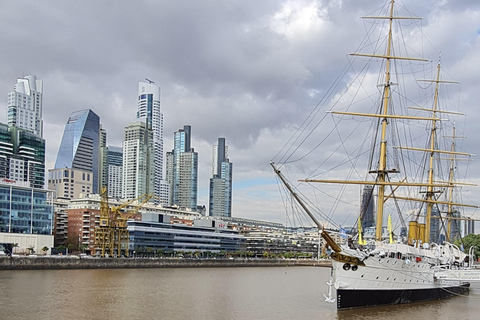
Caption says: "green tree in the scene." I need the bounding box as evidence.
[454,234,480,257]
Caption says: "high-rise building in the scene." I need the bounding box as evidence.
[360,186,375,229]
[54,109,101,194]
[106,146,123,198]
[168,125,198,211]
[7,75,43,138]
[99,128,108,191]
[209,138,233,217]
[137,82,165,202]
[122,121,154,200]
[0,124,45,188]
[429,207,441,244]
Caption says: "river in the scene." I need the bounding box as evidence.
[0,266,479,320]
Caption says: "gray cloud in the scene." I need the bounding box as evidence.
[0,0,479,225]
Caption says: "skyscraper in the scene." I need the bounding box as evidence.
[106,146,123,198]
[122,121,154,199]
[54,109,101,194]
[137,81,165,202]
[7,75,43,138]
[360,185,375,230]
[209,138,233,217]
[167,125,198,211]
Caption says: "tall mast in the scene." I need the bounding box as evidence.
[424,63,442,243]
[374,0,395,241]
[446,125,457,241]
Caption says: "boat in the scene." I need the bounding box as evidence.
[271,0,480,310]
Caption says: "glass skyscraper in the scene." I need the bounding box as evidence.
[54,109,101,194]
[137,82,165,202]
[209,138,233,217]
[168,125,198,211]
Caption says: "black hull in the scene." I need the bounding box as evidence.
[337,283,470,310]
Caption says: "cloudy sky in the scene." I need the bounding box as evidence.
[0,0,479,227]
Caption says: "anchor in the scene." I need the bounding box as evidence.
[323,275,336,303]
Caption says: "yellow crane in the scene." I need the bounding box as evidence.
[112,193,153,257]
[94,187,152,257]
[94,186,115,257]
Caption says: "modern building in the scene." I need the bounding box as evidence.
[54,109,101,194]
[429,207,441,244]
[106,146,123,198]
[47,168,93,199]
[128,218,245,255]
[137,81,166,203]
[167,125,198,211]
[209,138,233,217]
[122,121,154,200]
[7,75,43,138]
[0,181,54,254]
[0,124,45,189]
[465,218,475,236]
[360,185,375,229]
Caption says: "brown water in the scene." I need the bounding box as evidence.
[0,266,479,320]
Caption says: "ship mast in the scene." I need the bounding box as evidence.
[374,0,395,242]
[424,63,442,243]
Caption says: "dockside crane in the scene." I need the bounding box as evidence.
[94,187,153,257]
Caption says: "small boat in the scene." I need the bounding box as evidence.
[272,0,480,310]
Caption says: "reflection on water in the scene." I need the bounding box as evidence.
[0,266,479,320]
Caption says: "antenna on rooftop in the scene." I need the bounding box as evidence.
[145,78,154,84]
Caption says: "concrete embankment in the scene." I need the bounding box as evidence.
[0,257,331,270]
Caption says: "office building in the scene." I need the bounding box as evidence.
[122,121,154,200]
[54,109,101,194]
[7,75,43,138]
[167,125,198,211]
[209,138,233,217]
[137,81,167,203]
[360,186,375,229]
[0,124,45,189]
[48,168,93,199]
[0,180,54,254]
[106,146,123,198]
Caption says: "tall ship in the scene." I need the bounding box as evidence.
[272,0,480,310]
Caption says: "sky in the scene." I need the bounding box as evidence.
[0,0,479,228]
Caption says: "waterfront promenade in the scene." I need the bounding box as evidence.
[0,256,331,270]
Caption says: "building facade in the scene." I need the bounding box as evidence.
[47,168,93,199]
[0,124,45,189]
[137,82,166,203]
[168,125,198,211]
[54,109,101,194]
[122,121,154,200]
[360,185,375,229]
[0,181,54,253]
[7,75,43,138]
[106,146,123,198]
[209,138,233,217]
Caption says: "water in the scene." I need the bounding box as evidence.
[0,266,479,320]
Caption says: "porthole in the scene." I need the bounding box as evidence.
[351,265,358,271]
[343,263,351,271]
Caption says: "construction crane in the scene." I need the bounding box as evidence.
[94,187,153,258]
[94,186,115,258]
[112,193,153,257]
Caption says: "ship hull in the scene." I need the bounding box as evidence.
[337,283,470,310]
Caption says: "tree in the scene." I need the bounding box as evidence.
[454,234,480,257]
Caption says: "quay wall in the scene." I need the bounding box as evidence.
[0,257,331,270]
